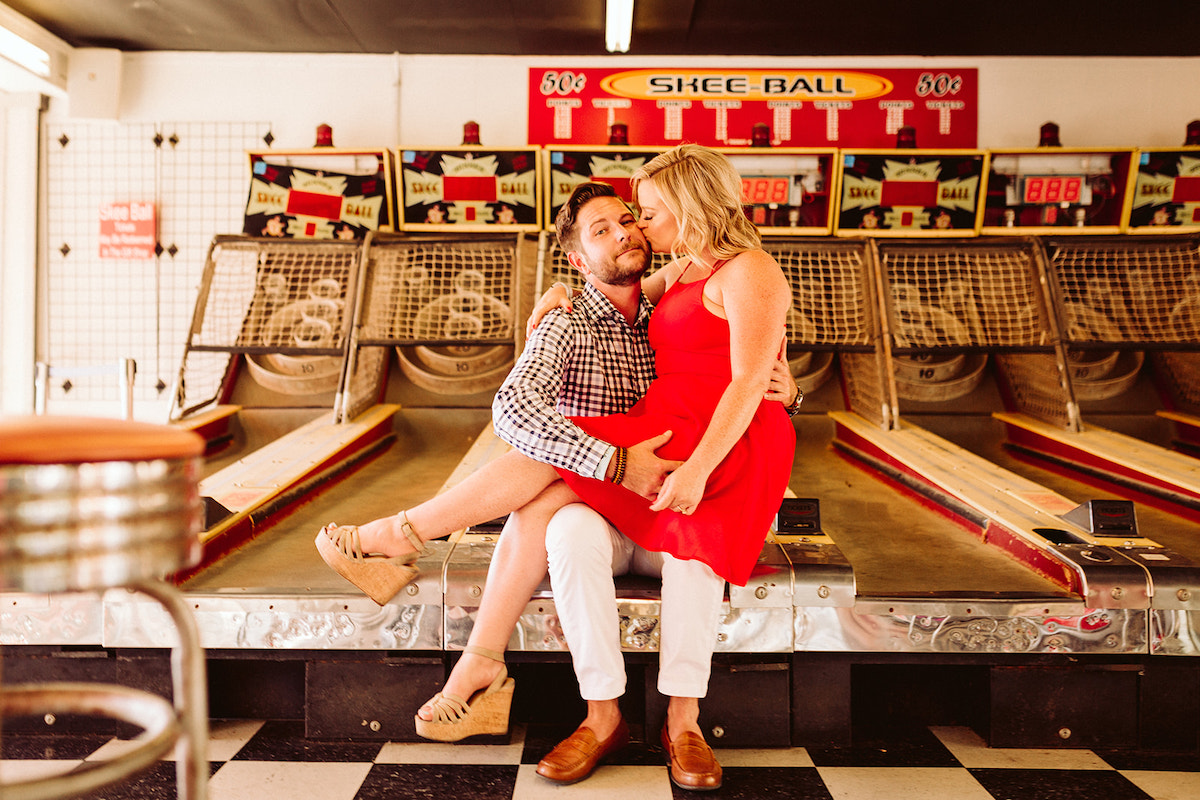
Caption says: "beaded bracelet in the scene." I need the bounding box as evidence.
[610,446,628,485]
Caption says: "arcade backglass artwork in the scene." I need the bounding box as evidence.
[1126,147,1200,234]
[833,149,988,236]
[243,149,394,239]
[398,147,542,232]
[542,145,663,228]
[543,145,838,236]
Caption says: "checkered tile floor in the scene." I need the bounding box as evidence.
[3,719,1199,799]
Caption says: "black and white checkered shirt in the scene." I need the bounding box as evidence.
[492,281,656,479]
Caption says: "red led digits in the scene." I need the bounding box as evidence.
[741,177,789,205]
[1023,175,1083,204]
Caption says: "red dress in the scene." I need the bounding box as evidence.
[556,264,796,586]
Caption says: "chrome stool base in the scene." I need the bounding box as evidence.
[1,580,208,800]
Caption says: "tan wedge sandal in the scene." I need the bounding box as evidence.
[415,646,515,742]
[314,511,427,605]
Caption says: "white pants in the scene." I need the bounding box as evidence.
[545,502,726,701]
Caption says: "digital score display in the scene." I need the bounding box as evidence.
[741,176,791,205]
[985,148,1132,232]
[723,150,836,234]
[1022,175,1085,205]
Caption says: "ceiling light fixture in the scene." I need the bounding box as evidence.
[0,23,50,77]
[605,0,634,53]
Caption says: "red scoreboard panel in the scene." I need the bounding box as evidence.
[1126,147,1200,233]
[528,67,978,150]
[982,148,1136,235]
[833,150,988,236]
[398,147,542,232]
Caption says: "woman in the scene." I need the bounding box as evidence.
[315,143,797,741]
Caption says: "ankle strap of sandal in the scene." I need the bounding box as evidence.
[463,645,505,663]
[397,510,427,556]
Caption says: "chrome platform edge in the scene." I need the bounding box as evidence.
[18,590,1194,656]
[7,498,1198,655]
[9,539,1196,656]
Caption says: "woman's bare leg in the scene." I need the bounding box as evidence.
[335,450,560,556]
[417,480,579,719]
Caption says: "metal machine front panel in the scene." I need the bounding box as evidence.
[0,592,104,646]
[796,604,1147,655]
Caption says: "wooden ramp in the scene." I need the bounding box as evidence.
[171,403,241,454]
[1157,409,1200,457]
[997,411,1200,516]
[831,410,1156,610]
[180,403,401,577]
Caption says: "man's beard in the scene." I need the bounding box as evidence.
[589,243,649,286]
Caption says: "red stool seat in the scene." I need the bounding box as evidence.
[0,416,203,464]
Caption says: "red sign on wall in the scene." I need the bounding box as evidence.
[529,67,977,149]
[99,201,157,259]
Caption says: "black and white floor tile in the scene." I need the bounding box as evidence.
[3,718,1200,799]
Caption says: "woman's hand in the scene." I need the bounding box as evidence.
[765,356,798,405]
[525,282,574,337]
[649,461,709,516]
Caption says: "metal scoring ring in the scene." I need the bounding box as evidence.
[888,292,984,402]
[394,270,515,394]
[1071,351,1144,401]
[396,346,513,395]
[401,270,513,341]
[894,353,988,402]
[414,345,512,376]
[248,279,346,395]
[790,350,835,394]
[1060,303,1142,400]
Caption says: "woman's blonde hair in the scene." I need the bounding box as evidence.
[630,144,760,269]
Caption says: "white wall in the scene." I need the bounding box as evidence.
[107,52,402,148]
[74,52,1200,149]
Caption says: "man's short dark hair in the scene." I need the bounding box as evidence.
[555,181,619,253]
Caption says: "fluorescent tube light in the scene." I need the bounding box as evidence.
[606,0,634,53]
[0,23,50,77]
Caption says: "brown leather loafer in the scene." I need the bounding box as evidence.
[662,725,722,791]
[536,717,629,785]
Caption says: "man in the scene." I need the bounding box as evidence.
[491,182,799,790]
[493,182,674,496]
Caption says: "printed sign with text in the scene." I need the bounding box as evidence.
[529,67,977,149]
[99,201,156,259]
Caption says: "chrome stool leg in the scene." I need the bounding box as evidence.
[135,579,210,800]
